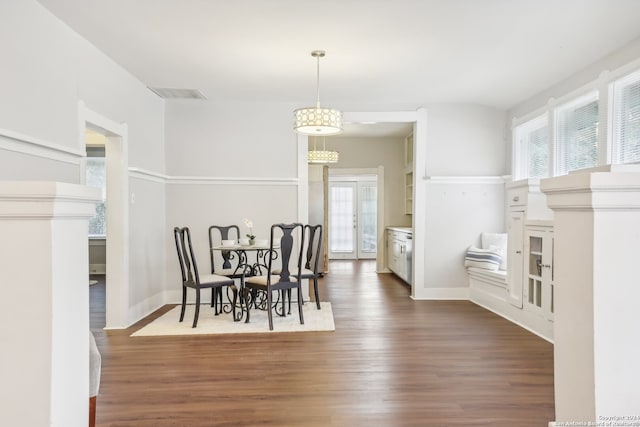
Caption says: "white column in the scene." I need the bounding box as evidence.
[0,181,100,427]
[541,165,640,423]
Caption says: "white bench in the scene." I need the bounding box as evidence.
[467,267,508,309]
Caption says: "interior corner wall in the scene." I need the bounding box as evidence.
[323,136,410,229]
[163,100,302,301]
[0,1,167,327]
[415,104,507,298]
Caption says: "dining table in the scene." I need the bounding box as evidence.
[210,242,277,277]
[210,243,280,320]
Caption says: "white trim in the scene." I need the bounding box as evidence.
[424,175,506,184]
[512,114,550,181]
[411,286,470,300]
[128,167,300,186]
[297,132,309,225]
[128,167,168,183]
[0,128,83,165]
[609,67,640,165]
[328,168,378,180]
[168,175,298,186]
[80,102,130,330]
[344,111,417,124]
[0,181,100,220]
[470,299,554,343]
[412,107,427,298]
[512,104,550,129]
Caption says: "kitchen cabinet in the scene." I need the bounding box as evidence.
[404,133,413,215]
[387,227,412,284]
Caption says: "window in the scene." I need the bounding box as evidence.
[86,147,106,237]
[555,92,599,175]
[611,69,640,164]
[515,115,548,179]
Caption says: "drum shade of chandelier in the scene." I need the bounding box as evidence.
[294,50,343,136]
[308,137,339,164]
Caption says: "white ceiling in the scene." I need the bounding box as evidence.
[37,0,640,135]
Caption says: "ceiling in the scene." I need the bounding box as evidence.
[37,0,640,137]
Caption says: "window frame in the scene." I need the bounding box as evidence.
[553,91,599,176]
[513,114,549,180]
[609,68,640,165]
[86,147,106,238]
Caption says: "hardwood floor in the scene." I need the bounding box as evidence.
[90,261,555,426]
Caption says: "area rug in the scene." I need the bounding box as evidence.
[131,302,335,336]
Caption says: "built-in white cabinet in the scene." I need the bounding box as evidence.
[505,178,553,311]
[524,224,554,322]
[481,178,556,340]
[506,211,524,308]
[404,133,413,215]
[387,227,412,284]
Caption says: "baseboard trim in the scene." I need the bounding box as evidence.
[470,298,554,343]
[411,287,470,300]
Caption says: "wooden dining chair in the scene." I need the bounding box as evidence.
[243,223,305,330]
[298,224,323,309]
[174,227,238,328]
[208,225,246,310]
[273,224,323,310]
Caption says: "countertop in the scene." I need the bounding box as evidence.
[387,226,412,234]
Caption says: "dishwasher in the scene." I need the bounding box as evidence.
[405,233,412,284]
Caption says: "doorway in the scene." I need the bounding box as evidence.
[80,102,129,329]
[328,175,377,260]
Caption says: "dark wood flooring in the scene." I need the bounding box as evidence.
[90,260,555,426]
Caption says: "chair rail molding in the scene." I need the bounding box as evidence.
[128,167,299,186]
[0,127,83,165]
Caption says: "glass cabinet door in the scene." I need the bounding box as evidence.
[525,228,554,321]
[528,235,543,309]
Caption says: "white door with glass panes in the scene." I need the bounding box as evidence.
[524,227,554,321]
[328,178,377,260]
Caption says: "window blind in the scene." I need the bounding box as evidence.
[515,115,548,179]
[527,124,549,178]
[555,93,599,175]
[612,70,640,164]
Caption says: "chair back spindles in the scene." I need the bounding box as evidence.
[174,227,188,283]
[273,224,298,283]
[304,224,322,273]
[244,223,305,330]
[209,225,240,272]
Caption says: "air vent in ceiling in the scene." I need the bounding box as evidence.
[147,87,207,100]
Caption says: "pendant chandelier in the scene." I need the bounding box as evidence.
[294,50,343,136]
[308,137,339,164]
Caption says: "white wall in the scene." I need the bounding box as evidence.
[421,179,505,298]
[0,1,167,327]
[165,100,298,177]
[425,104,507,176]
[414,105,507,298]
[324,136,410,228]
[164,100,302,300]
